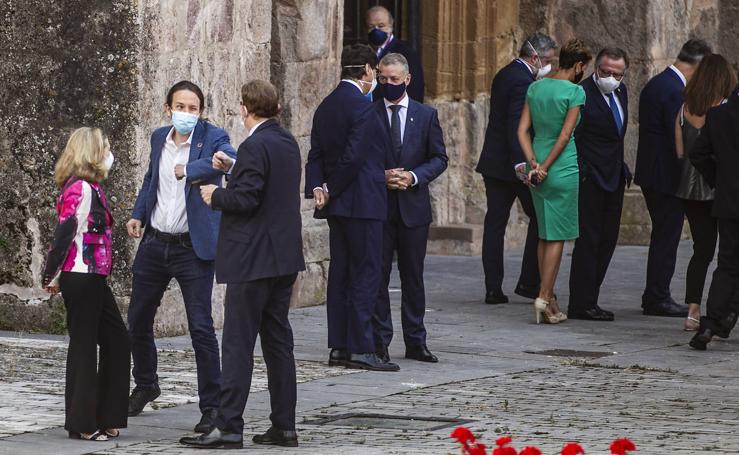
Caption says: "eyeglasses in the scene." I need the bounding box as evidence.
[597,67,625,81]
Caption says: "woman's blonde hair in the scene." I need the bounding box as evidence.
[54,127,110,187]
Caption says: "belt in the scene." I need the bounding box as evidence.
[150,228,190,244]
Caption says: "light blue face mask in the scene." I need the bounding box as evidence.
[171,111,199,135]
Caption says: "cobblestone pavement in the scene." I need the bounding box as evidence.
[0,336,357,439]
[2,243,739,454]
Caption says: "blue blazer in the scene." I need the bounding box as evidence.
[634,68,685,194]
[375,98,448,227]
[305,81,387,221]
[476,60,536,181]
[131,120,237,261]
[575,75,631,192]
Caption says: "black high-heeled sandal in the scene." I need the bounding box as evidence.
[68,430,108,441]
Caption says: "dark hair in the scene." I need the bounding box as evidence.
[241,80,280,118]
[340,44,378,79]
[596,47,630,68]
[520,32,557,58]
[559,38,592,69]
[683,54,737,116]
[677,39,712,65]
[166,80,205,111]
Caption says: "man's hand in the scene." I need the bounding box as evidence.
[200,184,217,207]
[212,151,234,173]
[387,169,413,190]
[126,218,142,238]
[175,164,186,180]
[313,187,329,210]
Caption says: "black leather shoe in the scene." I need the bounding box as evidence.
[128,385,161,416]
[328,348,347,367]
[194,408,218,433]
[376,345,390,363]
[345,353,399,371]
[180,428,243,449]
[514,283,539,299]
[689,328,715,351]
[643,300,688,317]
[485,290,509,304]
[253,426,298,447]
[568,306,615,321]
[405,345,438,363]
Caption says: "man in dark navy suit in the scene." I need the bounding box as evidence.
[366,5,424,103]
[305,44,398,372]
[181,80,305,450]
[475,33,556,305]
[569,48,632,321]
[372,53,448,364]
[126,81,237,432]
[634,39,711,317]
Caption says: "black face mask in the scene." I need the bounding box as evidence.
[573,71,584,84]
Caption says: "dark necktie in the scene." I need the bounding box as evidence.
[608,92,623,135]
[389,104,402,160]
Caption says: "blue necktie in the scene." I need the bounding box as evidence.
[608,92,623,135]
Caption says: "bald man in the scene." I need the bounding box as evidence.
[366,5,425,103]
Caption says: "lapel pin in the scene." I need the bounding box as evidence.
[197,143,203,148]
[410,117,414,122]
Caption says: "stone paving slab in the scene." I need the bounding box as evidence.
[2,242,738,454]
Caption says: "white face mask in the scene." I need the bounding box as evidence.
[596,75,621,94]
[536,64,552,79]
[103,152,114,171]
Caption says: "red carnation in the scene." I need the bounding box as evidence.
[492,447,517,455]
[496,436,513,447]
[561,442,585,455]
[469,443,488,455]
[610,438,637,454]
[451,426,476,446]
[520,447,542,455]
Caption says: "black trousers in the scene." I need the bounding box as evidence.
[481,177,540,293]
[216,273,298,434]
[569,176,625,312]
[641,188,685,305]
[681,199,717,305]
[702,219,739,333]
[326,216,382,354]
[374,216,430,349]
[59,272,130,434]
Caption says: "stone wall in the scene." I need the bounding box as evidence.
[0,0,139,333]
[0,0,343,335]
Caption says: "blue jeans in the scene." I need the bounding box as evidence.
[128,233,221,411]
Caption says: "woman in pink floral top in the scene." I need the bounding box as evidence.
[43,127,130,441]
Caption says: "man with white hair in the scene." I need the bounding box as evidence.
[366,5,425,102]
[372,52,447,364]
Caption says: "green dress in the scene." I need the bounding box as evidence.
[526,78,586,241]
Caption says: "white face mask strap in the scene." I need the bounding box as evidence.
[526,40,541,65]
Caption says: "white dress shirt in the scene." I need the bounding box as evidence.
[150,127,192,234]
[593,74,624,121]
[384,93,417,186]
[668,64,687,86]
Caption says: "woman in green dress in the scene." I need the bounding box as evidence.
[517,39,592,324]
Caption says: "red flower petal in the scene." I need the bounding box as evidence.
[520,447,543,455]
[451,426,476,445]
[492,447,517,455]
[496,436,513,447]
[561,442,585,455]
[610,438,637,454]
[469,443,488,455]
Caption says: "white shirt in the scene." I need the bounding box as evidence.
[668,64,687,86]
[150,127,192,234]
[384,93,417,186]
[593,74,624,121]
